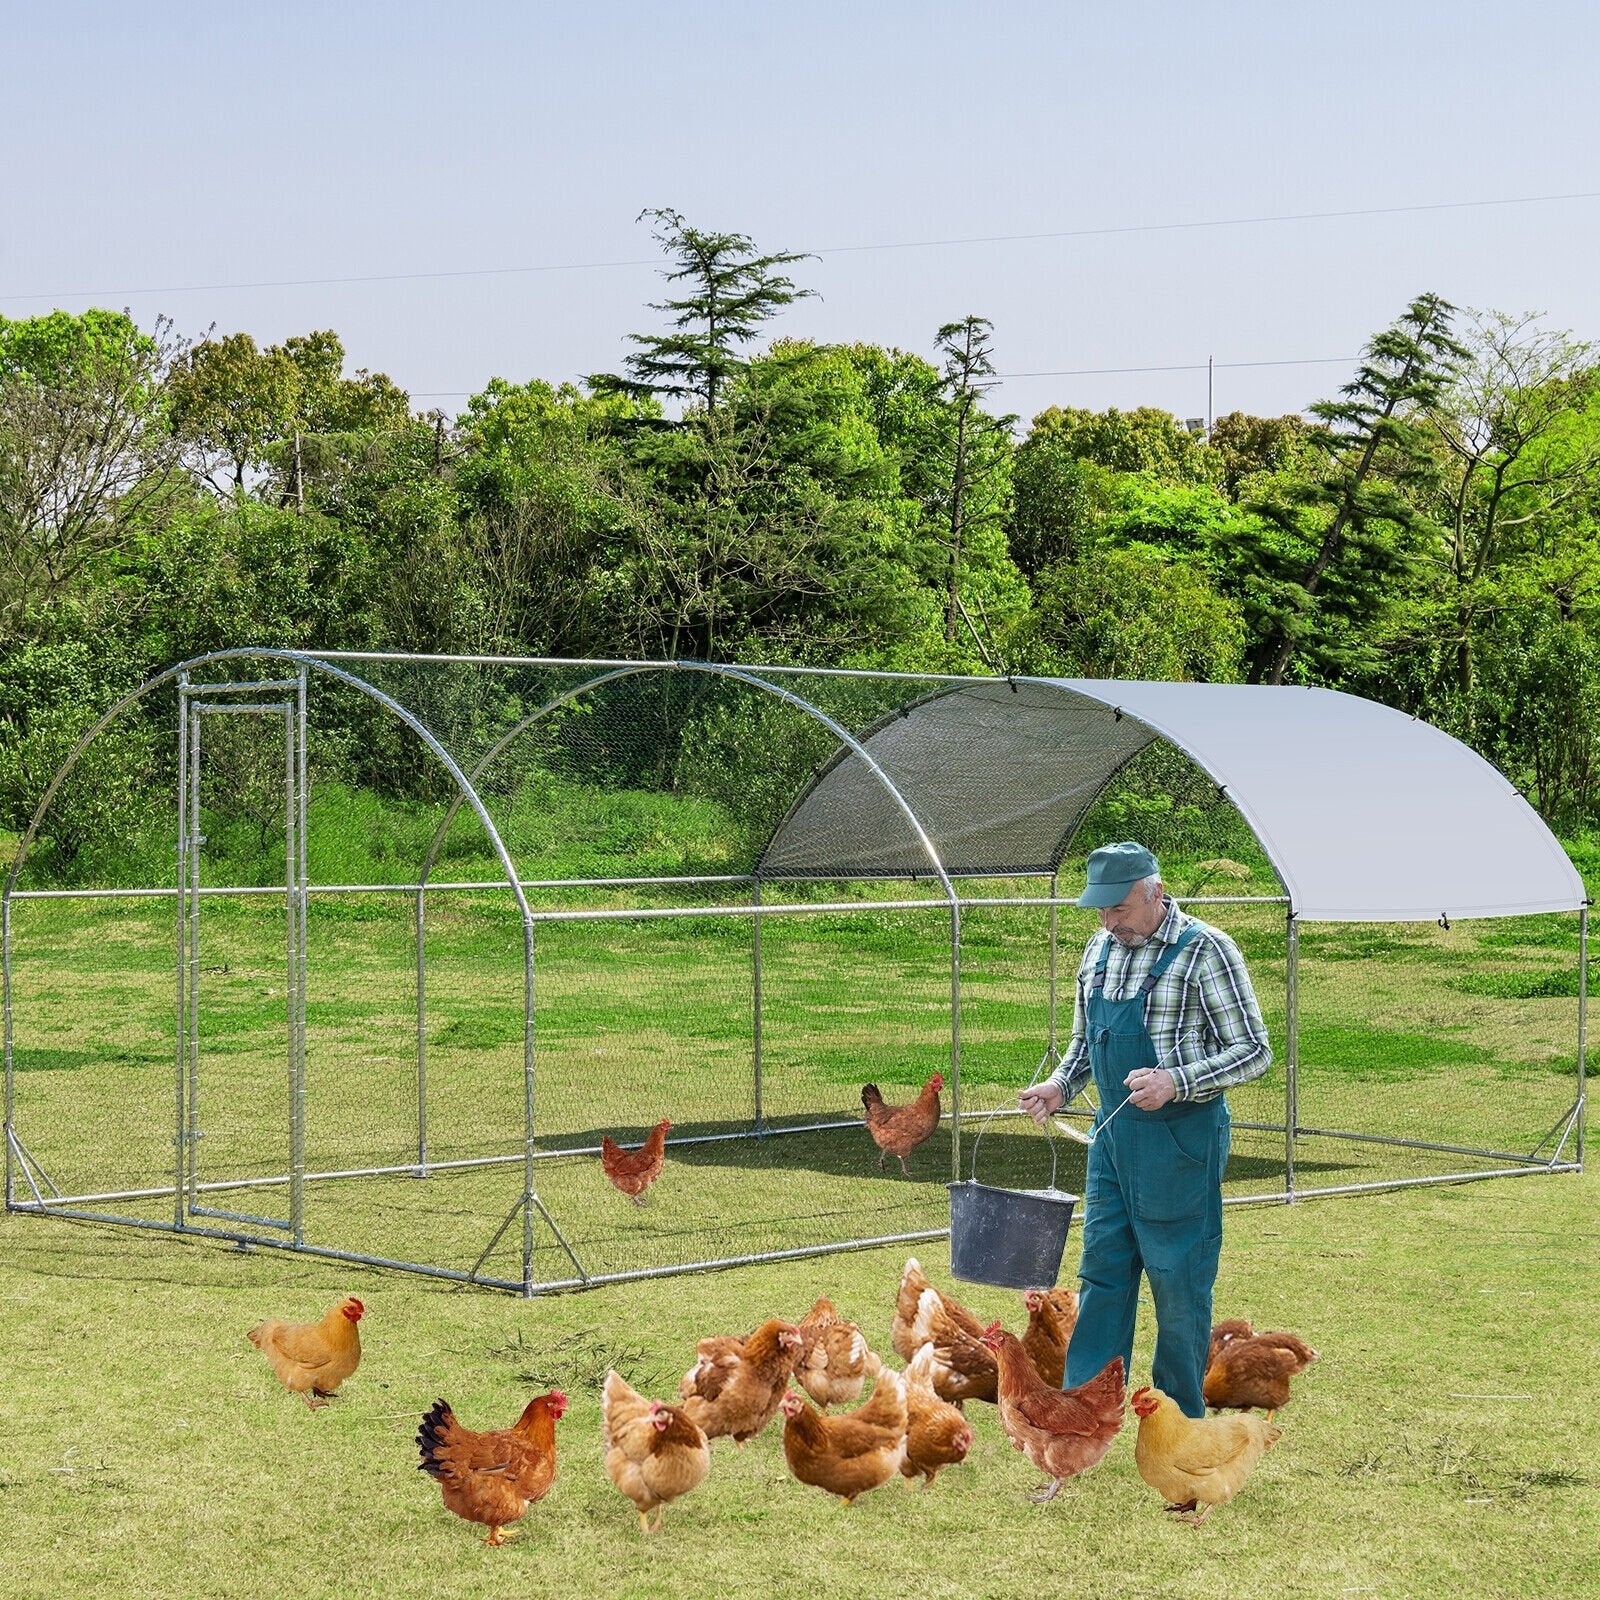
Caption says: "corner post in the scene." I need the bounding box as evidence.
[174,674,190,1227]
[521,913,537,1296]
[752,878,764,1132]
[1047,872,1059,1055]
[1285,908,1299,1201]
[1579,904,1588,1171]
[3,894,13,1211]
[415,885,428,1176]
[949,898,962,1185]
[289,669,308,1246]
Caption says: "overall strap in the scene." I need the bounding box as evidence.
[1137,921,1202,994]
[1090,931,1116,990]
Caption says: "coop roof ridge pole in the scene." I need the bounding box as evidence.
[306,650,998,686]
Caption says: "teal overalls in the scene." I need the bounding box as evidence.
[1061,923,1231,1418]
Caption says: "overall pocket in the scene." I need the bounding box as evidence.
[1127,1116,1212,1225]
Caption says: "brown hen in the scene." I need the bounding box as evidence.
[982,1324,1125,1503]
[861,1073,943,1175]
[1020,1286,1080,1389]
[678,1318,804,1443]
[601,1370,710,1534]
[246,1295,364,1410]
[601,1117,671,1204]
[796,1296,876,1410]
[1203,1318,1318,1420]
[901,1343,975,1488]
[416,1390,567,1546]
[891,1258,997,1404]
[780,1368,908,1505]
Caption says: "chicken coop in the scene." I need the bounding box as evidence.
[3,652,1587,1294]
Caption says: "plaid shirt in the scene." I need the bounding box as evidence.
[1048,897,1271,1105]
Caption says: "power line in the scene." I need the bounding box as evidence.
[4,188,1597,305]
[408,352,1361,398]
[813,189,1600,255]
[999,355,1355,379]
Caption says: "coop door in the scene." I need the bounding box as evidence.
[176,685,307,1237]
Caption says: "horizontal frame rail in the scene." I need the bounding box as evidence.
[6,881,1289,909]
[1290,1123,1561,1167]
[8,1165,1579,1293]
[11,1118,874,1207]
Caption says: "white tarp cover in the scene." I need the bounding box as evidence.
[1057,680,1585,922]
[759,677,1585,922]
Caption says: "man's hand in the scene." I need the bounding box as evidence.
[1123,1067,1177,1110]
[1019,1081,1066,1127]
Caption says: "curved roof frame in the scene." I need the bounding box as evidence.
[758,674,1585,922]
[1,648,534,920]
[412,660,960,906]
[4,653,964,914]
[8,656,1581,924]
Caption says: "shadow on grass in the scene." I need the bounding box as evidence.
[551,1116,1363,1190]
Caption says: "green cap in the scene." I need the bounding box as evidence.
[1076,841,1160,909]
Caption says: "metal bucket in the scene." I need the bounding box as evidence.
[948,1179,1077,1288]
[948,1057,1078,1288]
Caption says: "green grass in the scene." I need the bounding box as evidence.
[3,806,1597,1596]
[0,1171,1594,1600]
[1451,966,1592,1000]
[4,891,1587,1264]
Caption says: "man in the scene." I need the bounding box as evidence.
[1019,840,1270,1418]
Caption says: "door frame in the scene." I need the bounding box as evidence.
[174,669,308,1241]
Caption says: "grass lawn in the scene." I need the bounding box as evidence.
[3,845,1594,1596]
[1,1166,1595,1600]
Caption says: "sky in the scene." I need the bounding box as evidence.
[5,0,1599,426]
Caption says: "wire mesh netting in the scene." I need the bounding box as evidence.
[3,651,1584,1294]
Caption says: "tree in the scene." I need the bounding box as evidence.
[933,316,1015,648]
[1209,411,1309,500]
[1009,546,1245,682]
[590,208,814,413]
[0,309,189,640]
[279,329,411,433]
[170,327,411,505]
[1029,404,1217,485]
[454,377,646,654]
[1009,428,1095,577]
[169,332,300,494]
[1425,311,1599,698]
[1242,292,1467,684]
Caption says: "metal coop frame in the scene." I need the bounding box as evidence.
[3,652,1587,1294]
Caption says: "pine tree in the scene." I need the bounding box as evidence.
[591,208,814,413]
[1244,292,1466,684]
[933,315,1014,646]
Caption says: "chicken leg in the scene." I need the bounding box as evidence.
[1028,1477,1063,1503]
[484,1526,519,1546]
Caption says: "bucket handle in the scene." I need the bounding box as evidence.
[966,1046,1064,1192]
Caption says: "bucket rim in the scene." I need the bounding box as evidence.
[947,1179,1079,1204]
